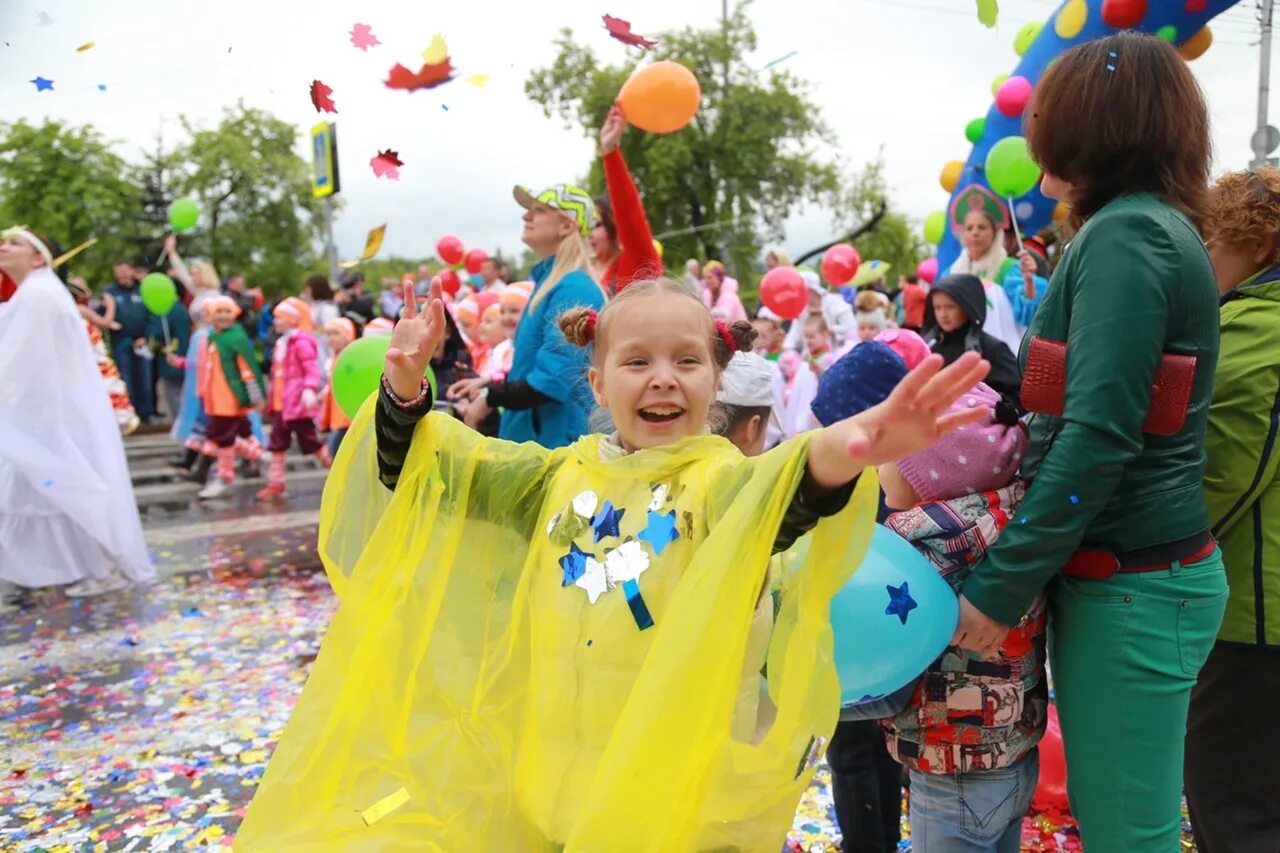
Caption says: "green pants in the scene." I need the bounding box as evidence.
[1049,550,1227,852]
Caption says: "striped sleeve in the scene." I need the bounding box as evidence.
[375,382,434,490]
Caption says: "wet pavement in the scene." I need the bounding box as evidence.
[0,434,1139,851]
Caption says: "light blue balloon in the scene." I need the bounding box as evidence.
[829,524,960,706]
[469,273,484,286]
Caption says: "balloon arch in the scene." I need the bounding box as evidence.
[934,0,1244,273]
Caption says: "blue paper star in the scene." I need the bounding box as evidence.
[637,509,679,555]
[884,582,918,625]
[97,84,107,92]
[30,76,54,92]
[559,542,590,586]
[592,501,625,542]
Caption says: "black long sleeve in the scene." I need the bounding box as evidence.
[771,477,858,555]
[486,379,554,410]
[375,382,433,490]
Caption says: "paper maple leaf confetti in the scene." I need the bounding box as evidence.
[602,14,658,49]
[350,22,380,51]
[370,150,403,181]
[976,0,999,27]
[384,57,455,92]
[309,80,337,113]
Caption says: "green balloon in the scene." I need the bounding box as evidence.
[168,198,199,232]
[140,272,178,316]
[923,211,947,245]
[333,335,437,419]
[1014,22,1042,57]
[990,72,1010,97]
[985,135,1042,198]
[1156,24,1178,43]
[965,118,987,145]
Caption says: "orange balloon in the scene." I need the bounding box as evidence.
[1178,26,1212,61]
[618,61,701,134]
[940,160,965,193]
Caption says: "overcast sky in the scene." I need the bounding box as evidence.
[0,0,1265,267]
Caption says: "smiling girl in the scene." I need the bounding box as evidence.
[238,277,991,849]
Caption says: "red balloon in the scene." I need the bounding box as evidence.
[760,267,808,320]
[436,235,465,266]
[821,244,861,287]
[916,257,939,285]
[438,268,462,297]
[1102,0,1148,29]
[1032,705,1069,812]
[464,248,488,275]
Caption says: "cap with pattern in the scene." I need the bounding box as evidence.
[513,184,594,237]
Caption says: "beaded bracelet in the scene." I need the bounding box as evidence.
[381,374,432,410]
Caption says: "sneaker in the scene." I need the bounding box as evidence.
[198,479,231,499]
[65,572,130,598]
[255,483,287,501]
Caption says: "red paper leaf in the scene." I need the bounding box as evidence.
[602,14,657,49]
[384,58,456,91]
[370,149,403,181]
[309,80,336,113]
[350,22,380,51]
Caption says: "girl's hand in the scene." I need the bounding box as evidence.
[1018,250,1038,297]
[952,594,1009,656]
[599,104,626,156]
[164,233,177,255]
[807,352,991,489]
[385,278,447,401]
[447,376,489,403]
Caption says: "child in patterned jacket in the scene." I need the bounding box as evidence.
[877,381,1048,853]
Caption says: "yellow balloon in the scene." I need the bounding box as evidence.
[940,160,965,193]
[991,72,1010,97]
[652,239,664,259]
[1052,201,1071,223]
[1054,0,1087,39]
[1179,27,1213,61]
[422,33,448,65]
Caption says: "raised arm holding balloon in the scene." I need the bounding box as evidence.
[591,105,663,296]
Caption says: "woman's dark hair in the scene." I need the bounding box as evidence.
[304,274,333,301]
[30,230,68,283]
[1026,31,1210,228]
[593,194,617,243]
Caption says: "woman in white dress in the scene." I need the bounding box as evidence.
[0,227,153,597]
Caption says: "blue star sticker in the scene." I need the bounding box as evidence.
[30,76,54,92]
[637,509,679,555]
[884,582,918,625]
[559,542,590,586]
[591,501,625,543]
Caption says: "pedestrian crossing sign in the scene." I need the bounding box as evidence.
[311,122,340,199]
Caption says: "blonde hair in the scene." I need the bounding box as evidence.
[855,289,890,312]
[804,313,829,332]
[527,230,597,313]
[558,278,756,371]
[190,259,221,291]
[766,248,792,267]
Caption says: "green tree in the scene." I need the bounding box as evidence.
[0,119,144,283]
[525,2,840,279]
[171,102,326,296]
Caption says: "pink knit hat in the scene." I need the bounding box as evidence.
[895,382,1027,502]
[874,328,931,371]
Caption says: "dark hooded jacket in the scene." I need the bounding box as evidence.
[923,273,1022,406]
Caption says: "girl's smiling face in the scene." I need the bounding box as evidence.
[588,293,718,451]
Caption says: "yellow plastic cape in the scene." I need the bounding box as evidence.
[236,403,877,851]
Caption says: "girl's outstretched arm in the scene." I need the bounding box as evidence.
[806,352,993,490]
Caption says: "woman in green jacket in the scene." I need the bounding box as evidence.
[1185,168,1280,853]
[951,34,1226,851]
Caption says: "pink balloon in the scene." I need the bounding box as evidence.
[464,248,488,275]
[436,235,465,266]
[821,244,861,287]
[916,257,939,285]
[995,76,1033,118]
[760,267,808,320]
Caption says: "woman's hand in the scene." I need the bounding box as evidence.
[164,233,177,256]
[385,278,446,401]
[807,352,992,489]
[447,376,489,403]
[952,594,1010,656]
[463,398,493,430]
[599,104,626,156]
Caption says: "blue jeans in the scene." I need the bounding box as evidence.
[908,749,1037,853]
[112,339,155,421]
[326,427,347,459]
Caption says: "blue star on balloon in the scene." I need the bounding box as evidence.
[885,581,918,625]
[637,509,679,555]
[30,76,54,92]
[592,501,625,543]
[559,542,590,586]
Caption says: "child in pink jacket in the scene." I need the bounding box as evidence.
[257,297,325,501]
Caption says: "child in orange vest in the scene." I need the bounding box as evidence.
[257,297,324,501]
[196,296,267,499]
[320,318,356,462]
